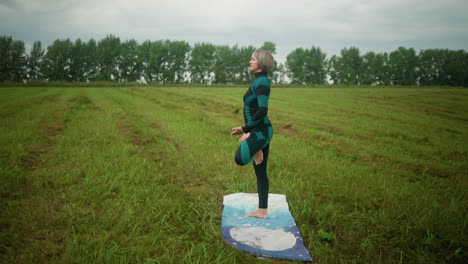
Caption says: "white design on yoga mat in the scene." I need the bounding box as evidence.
[229,227,296,251]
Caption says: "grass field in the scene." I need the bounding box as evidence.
[0,86,467,263]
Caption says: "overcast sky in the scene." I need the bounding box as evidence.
[1,0,467,63]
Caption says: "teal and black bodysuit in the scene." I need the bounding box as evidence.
[235,71,273,209]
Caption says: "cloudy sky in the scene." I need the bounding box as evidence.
[1,0,467,63]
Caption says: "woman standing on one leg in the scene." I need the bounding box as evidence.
[231,49,274,219]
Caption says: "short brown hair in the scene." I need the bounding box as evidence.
[252,49,274,72]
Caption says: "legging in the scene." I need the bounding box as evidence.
[235,126,273,209]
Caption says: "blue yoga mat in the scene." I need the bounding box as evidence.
[221,193,312,262]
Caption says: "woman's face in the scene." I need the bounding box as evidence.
[249,56,262,73]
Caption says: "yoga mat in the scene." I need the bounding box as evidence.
[221,193,312,262]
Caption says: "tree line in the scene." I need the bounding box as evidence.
[1,35,467,86]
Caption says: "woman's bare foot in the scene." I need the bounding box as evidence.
[243,208,268,219]
[254,150,263,165]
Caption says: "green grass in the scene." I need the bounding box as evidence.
[1,86,467,263]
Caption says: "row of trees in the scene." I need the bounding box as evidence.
[288,46,468,86]
[1,35,467,86]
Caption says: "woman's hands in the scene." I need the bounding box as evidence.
[239,132,251,143]
[231,127,250,143]
[231,127,243,136]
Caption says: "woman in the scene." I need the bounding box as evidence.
[231,49,274,219]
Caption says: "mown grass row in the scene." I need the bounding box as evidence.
[1,86,467,263]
